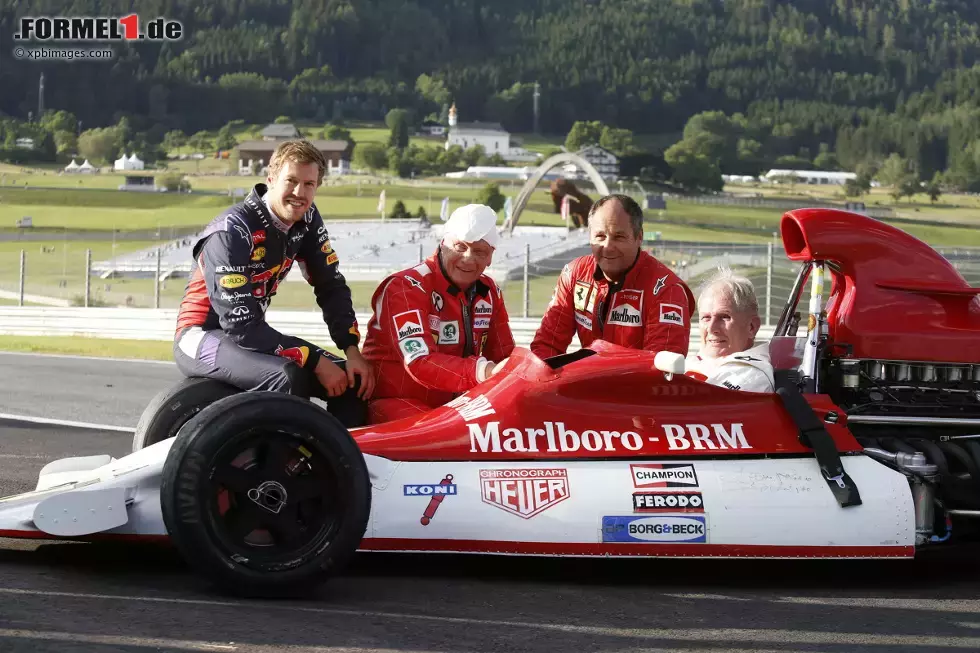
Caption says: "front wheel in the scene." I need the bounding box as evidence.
[133,377,241,452]
[160,392,371,597]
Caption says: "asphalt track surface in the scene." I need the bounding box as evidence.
[1,353,980,652]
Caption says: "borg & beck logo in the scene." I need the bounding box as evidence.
[631,463,698,488]
[393,310,424,341]
[607,290,643,327]
[633,492,704,513]
[602,515,707,543]
[480,468,569,519]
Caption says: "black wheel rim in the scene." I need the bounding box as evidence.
[203,427,346,569]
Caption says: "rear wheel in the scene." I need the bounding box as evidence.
[160,392,371,597]
[133,377,241,452]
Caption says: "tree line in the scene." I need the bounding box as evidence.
[7,1,980,191]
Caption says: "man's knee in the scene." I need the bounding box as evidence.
[272,361,314,397]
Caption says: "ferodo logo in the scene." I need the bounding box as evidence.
[631,463,698,488]
[469,421,642,453]
[218,274,247,288]
[607,290,642,327]
[633,492,704,513]
[393,310,424,341]
[480,468,569,519]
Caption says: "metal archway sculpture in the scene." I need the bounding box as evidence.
[507,152,611,233]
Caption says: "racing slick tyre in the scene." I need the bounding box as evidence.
[160,391,371,598]
[132,377,241,453]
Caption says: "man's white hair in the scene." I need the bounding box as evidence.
[697,267,759,315]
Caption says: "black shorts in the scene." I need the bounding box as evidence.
[173,326,366,428]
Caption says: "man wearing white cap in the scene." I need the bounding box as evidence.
[361,204,516,423]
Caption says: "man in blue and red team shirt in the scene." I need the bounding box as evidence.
[531,194,695,359]
[173,140,375,427]
[361,204,515,423]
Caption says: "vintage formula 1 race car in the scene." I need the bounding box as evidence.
[1,207,978,597]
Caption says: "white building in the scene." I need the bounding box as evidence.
[763,169,856,185]
[444,104,540,163]
[575,145,619,180]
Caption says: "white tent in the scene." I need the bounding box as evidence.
[113,153,145,171]
[127,153,144,170]
[113,153,128,171]
[64,159,80,173]
[78,159,96,174]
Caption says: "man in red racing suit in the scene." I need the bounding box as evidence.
[531,194,695,359]
[173,140,374,427]
[361,204,515,423]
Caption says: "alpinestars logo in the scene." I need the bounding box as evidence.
[608,290,642,327]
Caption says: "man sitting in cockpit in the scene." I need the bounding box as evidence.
[685,268,775,393]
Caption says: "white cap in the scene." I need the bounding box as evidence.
[443,204,499,248]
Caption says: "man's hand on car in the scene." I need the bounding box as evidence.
[315,357,349,397]
[344,346,376,400]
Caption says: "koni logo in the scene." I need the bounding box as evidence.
[15,15,183,42]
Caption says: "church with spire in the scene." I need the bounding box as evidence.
[442,102,539,162]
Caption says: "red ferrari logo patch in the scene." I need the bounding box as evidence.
[479,468,570,519]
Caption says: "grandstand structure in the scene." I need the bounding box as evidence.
[91,219,588,285]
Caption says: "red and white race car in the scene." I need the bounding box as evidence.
[1,207,978,597]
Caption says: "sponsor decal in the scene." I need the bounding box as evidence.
[431,291,444,312]
[608,289,643,327]
[326,252,339,265]
[653,274,668,296]
[440,320,460,345]
[661,423,752,451]
[399,337,428,363]
[317,223,327,235]
[349,324,360,339]
[218,274,247,289]
[250,246,266,262]
[467,422,750,453]
[251,264,281,284]
[252,230,266,243]
[631,463,699,488]
[290,231,304,243]
[447,394,495,421]
[215,265,246,273]
[275,345,309,366]
[479,332,488,356]
[393,310,424,341]
[405,474,456,525]
[633,492,704,513]
[474,298,493,316]
[229,305,249,317]
[232,224,250,241]
[405,275,424,291]
[220,291,252,301]
[469,421,643,453]
[573,281,596,313]
[602,515,707,543]
[574,312,593,330]
[480,468,569,519]
[428,314,441,331]
[321,242,333,254]
[252,285,266,298]
[473,317,491,329]
[660,302,684,326]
